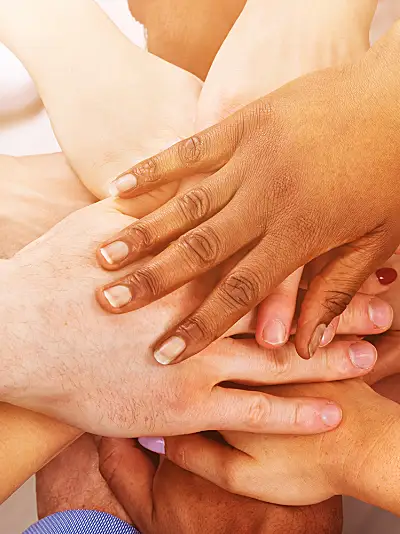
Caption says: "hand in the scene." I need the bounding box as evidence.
[187,0,377,350]
[0,153,94,257]
[0,0,201,217]
[142,379,400,513]
[99,437,343,534]
[36,434,130,523]
[0,200,379,437]
[96,23,400,362]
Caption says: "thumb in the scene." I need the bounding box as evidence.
[99,438,155,531]
[296,234,397,359]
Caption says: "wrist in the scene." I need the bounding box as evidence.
[329,392,400,512]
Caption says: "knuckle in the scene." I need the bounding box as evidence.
[323,290,353,317]
[170,442,189,471]
[123,223,155,250]
[266,349,293,378]
[245,394,272,430]
[178,226,222,268]
[178,136,204,167]
[178,314,214,343]
[99,446,122,484]
[176,187,212,222]
[220,269,262,310]
[133,156,160,183]
[219,461,243,494]
[126,267,162,297]
[243,99,276,135]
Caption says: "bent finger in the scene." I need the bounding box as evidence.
[296,234,396,359]
[99,438,155,529]
[256,268,303,348]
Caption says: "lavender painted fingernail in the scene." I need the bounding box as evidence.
[138,437,165,455]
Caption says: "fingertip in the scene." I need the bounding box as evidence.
[153,336,187,365]
[349,341,377,371]
[319,402,342,430]
[95,285,133,314]
[368,297,393,331]
[138,437,165,455]
[109,173,138,199]
[257,318,288,349]
[97,241,130,270]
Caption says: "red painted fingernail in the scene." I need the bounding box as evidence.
[376,268,397,286]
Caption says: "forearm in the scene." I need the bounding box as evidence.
[0,0,200,205]
[340,395,400,515]
[0,404,81,503]
[0,260,81,502]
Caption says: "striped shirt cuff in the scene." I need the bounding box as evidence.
[24,509,140,534]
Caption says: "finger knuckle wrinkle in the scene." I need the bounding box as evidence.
[177,187,211,221]
[323,290,353,317]
[128,268,161,297]
[133,156,159,183]
[220,270,260,309]
[179,315,212,342]
[124,223,154,249]
[221,461,242,493]
[172,443,189,471]
[246,395,271,429]
[244,99,275,133]
[100,447,122,484]
[178,136,204,167]
[179,227,221,268]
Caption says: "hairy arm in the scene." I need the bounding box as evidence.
[0,153,90,502]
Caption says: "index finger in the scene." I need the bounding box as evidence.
[108,121,237,199]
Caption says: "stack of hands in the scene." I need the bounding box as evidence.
[0,0,400,532]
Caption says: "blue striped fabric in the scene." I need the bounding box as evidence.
[24,510,140,534]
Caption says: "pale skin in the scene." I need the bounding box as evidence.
[0,0,395,505]
[154,379,400,517]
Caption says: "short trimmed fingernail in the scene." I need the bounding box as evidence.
[262,319,286,345]
[320,321,336,347]
[376,267,397,285]
[368,298,393,329]
[109,173,138,197]
[103,285,132,308]
[138,437,165,455]
[320,403,342,428]
[308,324,327,358]
[349,342,377,370]
[100,241,129,265]
[154,336,186,365]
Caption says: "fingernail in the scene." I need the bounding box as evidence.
[368,298,393,329]
[109,173,138,197]
[320,403,342,428]
[262,319,286,345]
[103,285,132,308]
[308,324,327,358]
[100,241,129,265]
[154,336,186,365]
[376,268,397,286]
[138,437,165,455]
[349,342,377,370]
[320,321,336,347]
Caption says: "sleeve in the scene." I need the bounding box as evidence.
[24,509,141,534]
